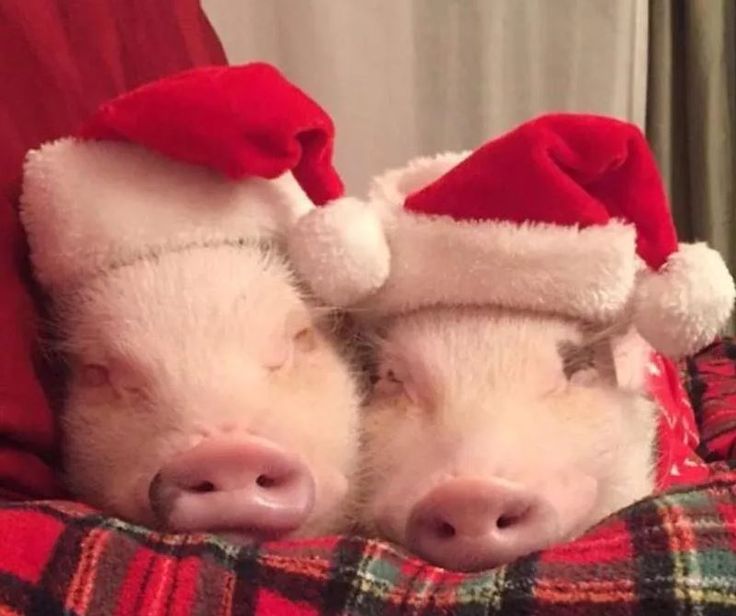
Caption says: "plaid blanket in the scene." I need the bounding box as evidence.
[686,339,736,463]
[1,466,736,615]
[1,341,735,616]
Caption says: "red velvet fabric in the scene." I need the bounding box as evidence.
[0,0,226,500]
[81,63,344,205]
[405,113,680,270]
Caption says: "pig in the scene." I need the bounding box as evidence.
[19,62,366,543]
[285,114,733,572]
[349,306,656,571]
[53,239,362,542]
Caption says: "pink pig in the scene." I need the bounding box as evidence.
[19,64,364,543]
[56,238,361,542]
[350,309,656,571]
[287,114,734,570]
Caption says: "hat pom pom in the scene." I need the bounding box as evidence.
[288,198,390,307]
[634,242,735,357]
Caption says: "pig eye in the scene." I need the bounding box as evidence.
[79,364,111,388]
[374,366,410,399]
[294,326,318,353]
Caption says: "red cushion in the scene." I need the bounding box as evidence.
[0,0,226,499]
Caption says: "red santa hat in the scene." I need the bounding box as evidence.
[20,62,343,293]
[288,114,735,358]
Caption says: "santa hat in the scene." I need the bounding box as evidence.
[288,114,735,358]
[19,62,343,293]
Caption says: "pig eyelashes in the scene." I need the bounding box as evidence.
[557,342,596,380]
[372,362,425,408]
[78,361,149,401]
[374,368,404,396]
[265,326,319,371]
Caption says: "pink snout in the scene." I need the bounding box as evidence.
[149,436,315,541]
[406,478,558,571]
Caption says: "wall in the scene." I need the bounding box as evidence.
[203,0,649,194]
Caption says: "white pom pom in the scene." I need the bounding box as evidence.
[634,242,735,358]
[288,197,391,307]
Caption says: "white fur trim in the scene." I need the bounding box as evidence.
[634,242,735,357]
[288,198,390,306]
[361,214,638,322]
[20,138,313,290]
[289,151,639,322]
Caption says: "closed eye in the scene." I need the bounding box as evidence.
[558,341,595,380]
[80,363,110,388]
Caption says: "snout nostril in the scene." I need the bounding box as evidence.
[436,521,456,539]
[256,474,277,488]
[192,481,216,493]
[498,505,532,530]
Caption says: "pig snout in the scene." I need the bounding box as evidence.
[148,436,316,540]
[405,478,557,571]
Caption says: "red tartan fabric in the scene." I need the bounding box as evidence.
[686,339,736,462]
[0,0,226,500]
[1,466,735,615]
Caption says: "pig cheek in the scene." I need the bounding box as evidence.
[62,396,188,524]
[370,483,417,545]
[535,472,599,540]
[362,417,440,544]
[296,470,351,536]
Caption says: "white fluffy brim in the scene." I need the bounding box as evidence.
[20,138,313,291]
[365,212,638,323]
[634,242,735,357]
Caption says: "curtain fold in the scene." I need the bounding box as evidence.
[204,0,648,193]
[646,1,736,333]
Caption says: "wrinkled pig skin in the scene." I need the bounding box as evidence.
[350,306,656,572]
[56,242,361,542]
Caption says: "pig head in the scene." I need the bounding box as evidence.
[19,63,362,542]
[351,307,656,571]
[56,241,360,541]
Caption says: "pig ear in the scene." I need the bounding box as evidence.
[288,197,391,307]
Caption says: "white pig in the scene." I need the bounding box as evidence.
[286,115,733,572]
[53,241,361,542]
[350,307,656,571]
[19,62,367,544]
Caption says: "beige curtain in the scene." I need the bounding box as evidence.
[203,0,649,194]
[646,0,736,310]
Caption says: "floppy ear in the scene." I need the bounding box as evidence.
[607,326,656,392]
